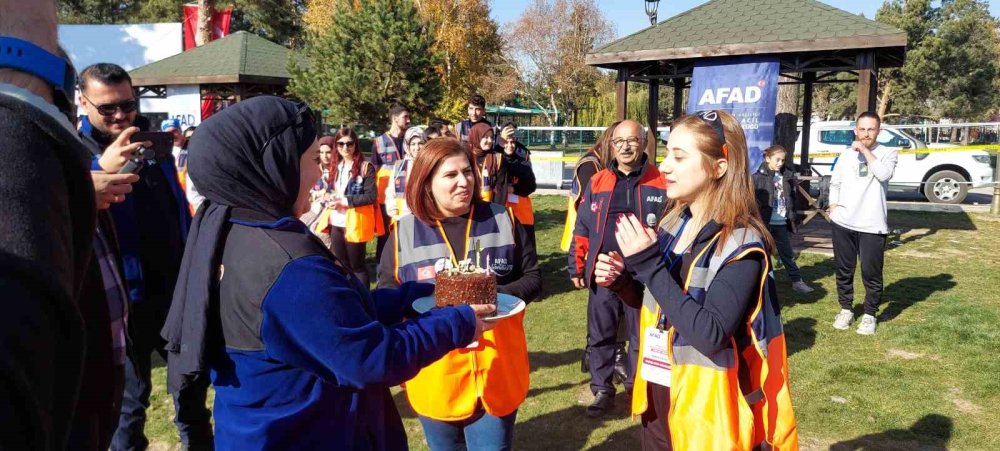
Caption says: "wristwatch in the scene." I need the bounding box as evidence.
[0,36,78,119]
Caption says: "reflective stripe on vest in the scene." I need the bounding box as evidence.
[394,202,529,420]
[631,221,799,450]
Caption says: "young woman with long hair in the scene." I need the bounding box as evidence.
[323,127,378,285]
[594,110,798,450]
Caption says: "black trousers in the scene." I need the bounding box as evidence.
[587,285,639,395]
[329,226,370,287]
[832,222,886,316]
[639,384,673,450]
[375,204,390,277]
[112,299,213,451]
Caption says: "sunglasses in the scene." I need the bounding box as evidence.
[81,92,137,116]
[336,141,355,147]
[696,110,729,159]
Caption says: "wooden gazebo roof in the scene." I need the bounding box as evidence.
[587,0,907,77]
[130,31,302,86]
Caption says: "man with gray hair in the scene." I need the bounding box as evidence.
[568,120,666,417]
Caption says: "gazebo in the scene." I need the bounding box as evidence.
[586,0,907,168]
[129,30,300,125]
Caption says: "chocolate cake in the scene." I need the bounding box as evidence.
[435,260,497,308]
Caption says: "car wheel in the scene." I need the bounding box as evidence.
[923,170,969,204]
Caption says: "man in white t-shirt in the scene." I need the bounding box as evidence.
[828,112,898,335]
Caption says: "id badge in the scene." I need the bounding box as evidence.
[640,327,671,387]
[507,193,519,204]
[858,162,869,178]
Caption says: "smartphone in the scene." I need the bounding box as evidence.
[130,131,174,159]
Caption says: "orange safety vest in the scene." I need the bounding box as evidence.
[506,195,534,226]
[394,203,530,421]
[312,161,384,241]
[631,220,798,450]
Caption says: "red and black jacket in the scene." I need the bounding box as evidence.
[567,158,666,283]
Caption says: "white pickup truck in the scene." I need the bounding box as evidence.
[795,121,994,204]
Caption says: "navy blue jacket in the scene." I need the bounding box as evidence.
[84,116,191,302]
[213,215,476,450]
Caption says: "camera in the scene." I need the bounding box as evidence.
[119,145,157,174]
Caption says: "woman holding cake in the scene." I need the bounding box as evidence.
[592,110,798,450]
[378,138,541,450]
[161,97,498,450]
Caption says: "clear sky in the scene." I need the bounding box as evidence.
[489,0,1000,40]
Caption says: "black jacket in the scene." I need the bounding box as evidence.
[0,93,96,450]
[753,163,798,233]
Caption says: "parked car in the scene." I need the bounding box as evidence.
[795,121,994,204]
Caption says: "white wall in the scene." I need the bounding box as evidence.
[59,23,183,71]
[141,85,202,129]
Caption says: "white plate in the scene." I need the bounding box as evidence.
[412,293,526,322]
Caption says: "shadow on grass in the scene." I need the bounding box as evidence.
[784,317,817,357]
[889,210,978,247]
[526,380,587,399]
[830,413,952,451]
[517,404,638,451]
[530,349,584,372]
[879,274,956,323]
[778,257,836,309]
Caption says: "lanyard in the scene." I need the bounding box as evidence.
[435,204,475,268]
[656,216,694,330]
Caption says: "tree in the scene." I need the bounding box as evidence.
[229,0,307,47]
[289,0,442,128]
[874,0,936,118]
[915,0,998,120]
[414,0,505,121]
[507,0,614,125]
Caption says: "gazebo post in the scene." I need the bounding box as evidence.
[671,78,684,121]
[615,68,629,121]
[800,72,816,175]
[646,79,659,162]
[856,51,879,114]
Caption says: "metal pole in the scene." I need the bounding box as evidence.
[991,150,1000,215]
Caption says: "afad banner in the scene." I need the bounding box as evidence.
[687,56,779,172]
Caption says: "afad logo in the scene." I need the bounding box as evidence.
[590,198,603,213]
[697,79,766,106]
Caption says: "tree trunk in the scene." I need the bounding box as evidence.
[774,75,800,155]
[197,0,216,47]
[877,80,892,119]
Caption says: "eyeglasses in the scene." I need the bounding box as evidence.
[336,141,355,147]
[80,92,137,116]
[612,137,641,148]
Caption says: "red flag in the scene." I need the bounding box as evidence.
[183,3,234,50]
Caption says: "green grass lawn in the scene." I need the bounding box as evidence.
[145,196,1000,450]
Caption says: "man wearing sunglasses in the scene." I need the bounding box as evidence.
[78,63,211,451]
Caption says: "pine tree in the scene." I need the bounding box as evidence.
[289,0,443,128]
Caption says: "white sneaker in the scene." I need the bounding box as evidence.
[791,281,814,293]
[856,314,877,335]
[832,309,854,330]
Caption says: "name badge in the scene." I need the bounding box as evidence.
[507,193,519,204]
[640,327,671,387]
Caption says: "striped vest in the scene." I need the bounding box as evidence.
[393,202,529,420]
[631,217,799,450]
[393,202,517,285]
[560,153,601,251]
[374,133,402,204]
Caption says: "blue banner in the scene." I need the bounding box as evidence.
[687,57,780,172]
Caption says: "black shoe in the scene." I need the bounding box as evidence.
[580,347,591,374]
[586,391,615,418]
[612,344,628,385]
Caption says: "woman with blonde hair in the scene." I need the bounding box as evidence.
[594,110,798,450]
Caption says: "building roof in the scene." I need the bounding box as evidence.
[130,31,301,86]
[586,0,907,67]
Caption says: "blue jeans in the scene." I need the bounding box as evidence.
[768,224,802,283]
[418,408,518,451]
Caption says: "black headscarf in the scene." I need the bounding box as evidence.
[161,96,316,393]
